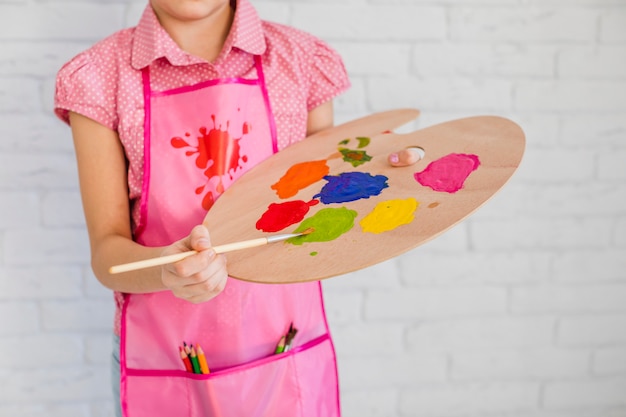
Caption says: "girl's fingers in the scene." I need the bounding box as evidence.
[388,147,425,167]
[161,224,228,302]
[189,225,212,251]
[170,264,228,303]
[181,273,228,304]
[166,248,217,280]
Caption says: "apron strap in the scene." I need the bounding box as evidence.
[134,67,153,238]
[254,55,279,154]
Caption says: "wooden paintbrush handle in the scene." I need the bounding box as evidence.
[108,238,270,274]
[108,250,198,274]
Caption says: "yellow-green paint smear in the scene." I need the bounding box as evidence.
[360,198,418,234]
[288,207,357,245]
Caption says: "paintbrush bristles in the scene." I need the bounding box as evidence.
[301,227,315,235]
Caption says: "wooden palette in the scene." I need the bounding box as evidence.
[203,109,525,283]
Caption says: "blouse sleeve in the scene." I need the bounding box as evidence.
[306,38,351,112]
[54,49,119,130]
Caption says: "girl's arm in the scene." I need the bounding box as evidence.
[69,112,227,303]
[306,101,334,136]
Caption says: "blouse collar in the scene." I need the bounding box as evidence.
[131,0,266,69]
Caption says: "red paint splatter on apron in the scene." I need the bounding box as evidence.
[256,199,320,232]
[171,114,251,209]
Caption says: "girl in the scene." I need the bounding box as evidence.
[55,0,350,415]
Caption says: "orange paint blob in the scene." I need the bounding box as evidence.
[271,160,330,199]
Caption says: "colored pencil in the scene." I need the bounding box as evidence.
[274,335,286,354]
[179,346,193,373]
[108,228,314,274]
[196,344,210,374]
[189,346,201,374]
[284,325,298,352]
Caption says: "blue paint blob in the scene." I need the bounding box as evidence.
[313,172,389,204]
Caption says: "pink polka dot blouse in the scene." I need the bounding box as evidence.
[54,0,350,335]
[55,0,350,231]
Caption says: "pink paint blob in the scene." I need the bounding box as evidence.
[414,153,480,193]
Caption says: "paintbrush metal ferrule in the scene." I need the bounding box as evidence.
[266,232,303,243]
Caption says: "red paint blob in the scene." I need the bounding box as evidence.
[256,200,320,232]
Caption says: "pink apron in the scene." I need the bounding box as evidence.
[120,56,340,417]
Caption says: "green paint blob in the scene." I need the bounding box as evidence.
[338,136,371,149]
[356,136,371,148]
[310,252,318,256]
[339,148,372,167]
[288,207,357,245]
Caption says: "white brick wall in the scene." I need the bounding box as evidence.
[0,1,624,416]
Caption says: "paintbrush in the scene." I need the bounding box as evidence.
[108,228,314,274]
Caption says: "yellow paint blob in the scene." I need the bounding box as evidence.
[360,198,419,234]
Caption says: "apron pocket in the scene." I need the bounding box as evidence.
[122,334,339,417]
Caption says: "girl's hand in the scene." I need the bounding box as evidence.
[161,225,228,303]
